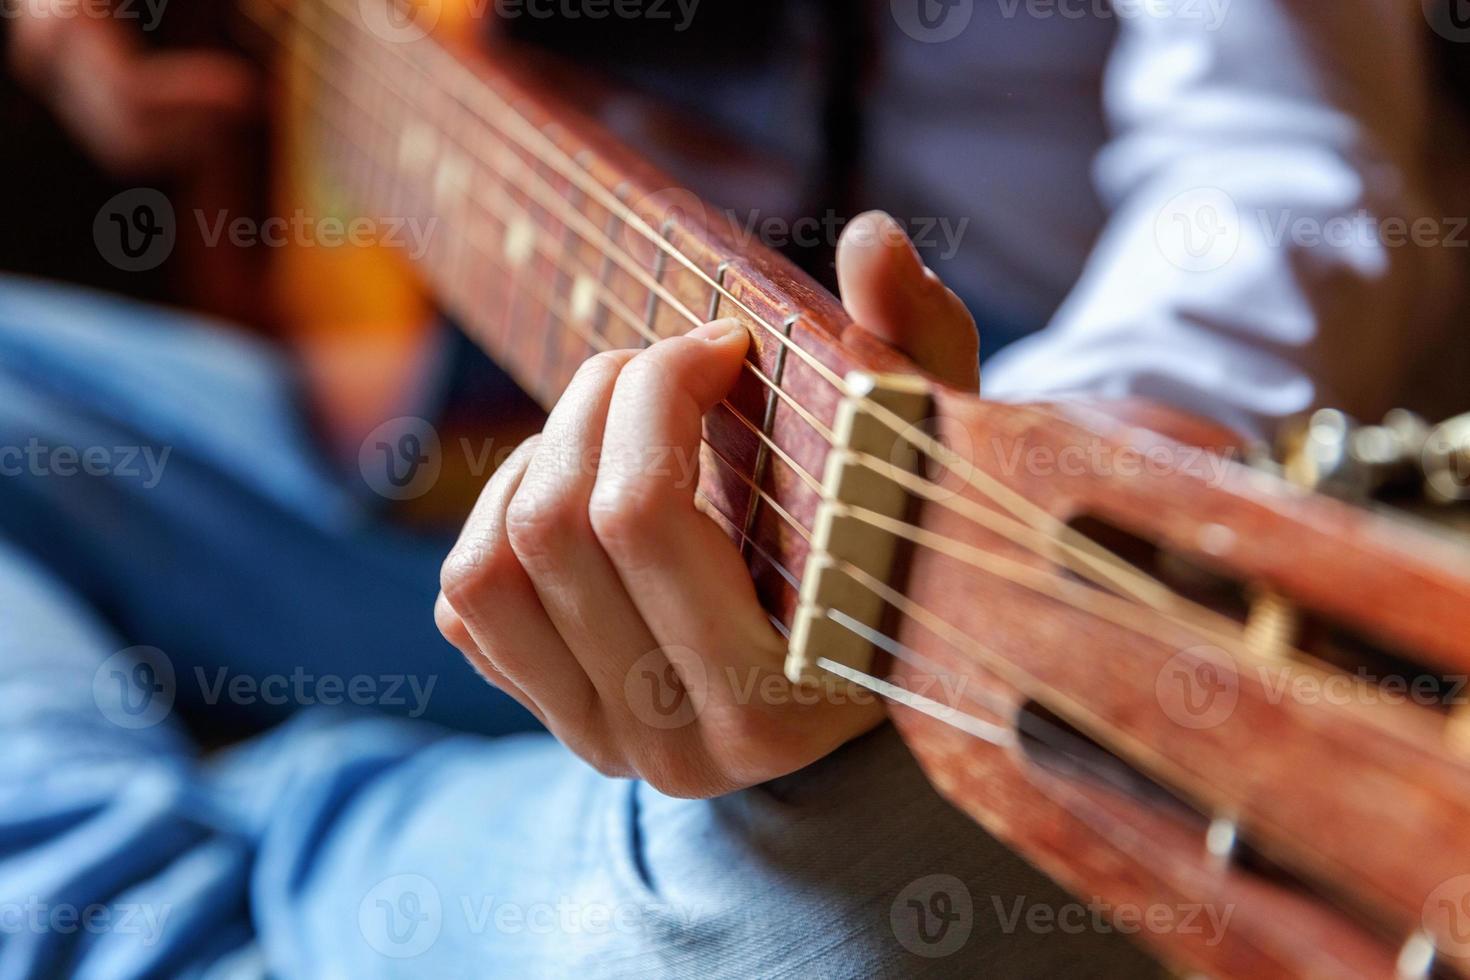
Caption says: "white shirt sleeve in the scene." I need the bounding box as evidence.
[980,0,1463,439]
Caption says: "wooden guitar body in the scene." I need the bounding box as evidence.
[242,3,1470,975]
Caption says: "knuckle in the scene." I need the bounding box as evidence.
[505,484,589,563]
[616,351,673,395]
[439,537,519,609]
[434,596,471,648]
[588,480,669,558]
[577,349,634,385]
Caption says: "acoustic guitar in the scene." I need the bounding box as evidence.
[238,1,1470,976]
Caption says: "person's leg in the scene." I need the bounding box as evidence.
[0,275,535,738]
[0,533,236,977]
[223,718,1161,978]
[0,540,1153,980]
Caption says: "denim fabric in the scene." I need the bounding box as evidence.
[0,276,1158,978]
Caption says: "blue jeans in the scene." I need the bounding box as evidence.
[0,276,1155,978]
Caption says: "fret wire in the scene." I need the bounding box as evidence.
[590,202,623,345]
[278,1,842,454]
[308,0,855,401]
[642,218,672,348]
[283,81,820,565]
[273,33,832,504]
[699,440,812,545]
[739,314,796,556]
[537,163,587,393]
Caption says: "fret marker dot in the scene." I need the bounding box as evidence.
[570,276,599,323]
[433,152,471,209]
[504,218,535,268]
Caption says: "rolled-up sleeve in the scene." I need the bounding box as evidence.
[982,0,1463,438]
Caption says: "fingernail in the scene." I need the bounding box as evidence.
[689,318,746,343]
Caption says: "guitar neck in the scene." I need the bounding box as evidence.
[265,0,915,629]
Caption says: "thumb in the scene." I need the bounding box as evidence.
[836,211,980,391]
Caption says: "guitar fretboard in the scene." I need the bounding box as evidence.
[276,0,879,628]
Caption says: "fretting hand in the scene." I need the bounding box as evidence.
[437,212,977,798]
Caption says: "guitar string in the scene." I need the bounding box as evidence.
[255,3,1394,697]
[273,2,1231,649]
[307,0,860,398]
[294,0,1269,655]
[296,0,842,446]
